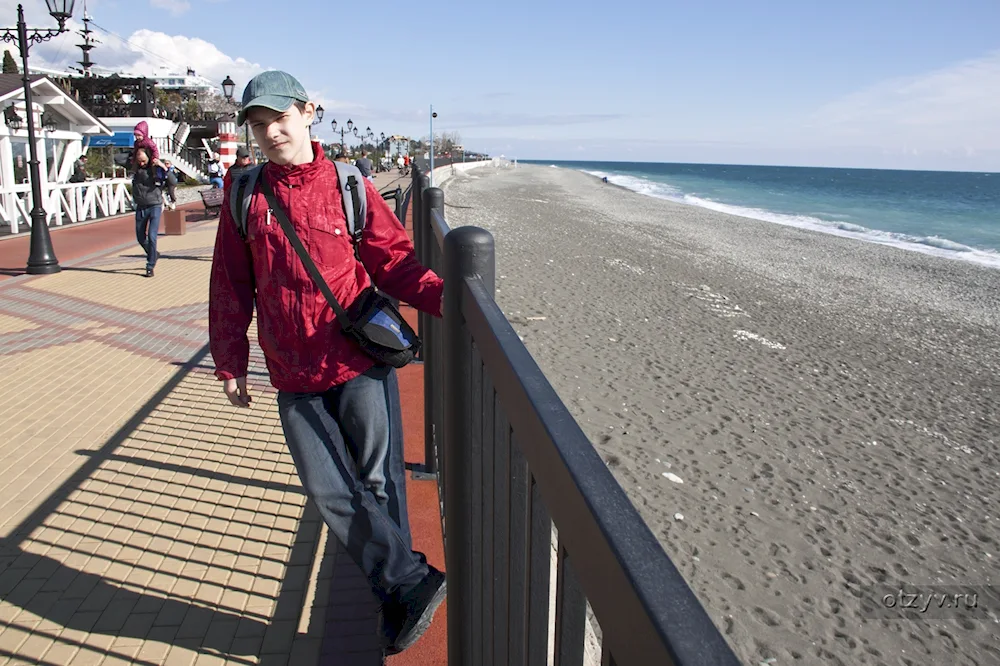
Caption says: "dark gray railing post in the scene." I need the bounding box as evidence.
[394,186,403,221]
[412,169,425,358]
[443,226,495,666]
[414,186,444,480]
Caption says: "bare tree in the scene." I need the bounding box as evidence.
[196,90,238,119]
[422,131,462,154]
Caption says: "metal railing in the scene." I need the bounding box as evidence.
[380,185,403,222]
[153,137,210,179]
[410,164,740,665]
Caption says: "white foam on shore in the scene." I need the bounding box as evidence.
[584,170,1000,270]
[734,329,787,350]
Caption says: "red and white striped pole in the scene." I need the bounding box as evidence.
[218,121,237,172]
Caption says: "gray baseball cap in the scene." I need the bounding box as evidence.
[237,70,309,125]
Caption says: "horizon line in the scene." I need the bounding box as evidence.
[516,158,1000,175]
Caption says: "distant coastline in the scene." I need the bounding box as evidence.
[532,160,1000,269]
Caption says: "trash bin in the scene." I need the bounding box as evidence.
[163,208,187,235]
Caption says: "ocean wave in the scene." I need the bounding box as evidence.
[586,171,687,201]
[588,170,1000,270]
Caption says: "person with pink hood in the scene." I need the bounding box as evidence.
[131,121,164,169]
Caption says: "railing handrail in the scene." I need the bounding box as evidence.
[412,163,741,664]
[460,275,738,664]
[155,136,209,177]
[0,177,131,195]
[429,208,449,248]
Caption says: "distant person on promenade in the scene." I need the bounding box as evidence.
[162,160,178,210]
[333,152,351,164]
[354,150,374,181]
[131,148,163,278]
[208,70,447,656]
[207,154,224,188]
[223,146,254,188]
[69,154,88,183]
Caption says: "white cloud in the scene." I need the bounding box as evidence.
[809,50,1000,152]
[6,14,361,125]
[149,0,190,16]
[96,28,260,87]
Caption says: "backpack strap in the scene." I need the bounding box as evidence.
[229,164,265,240]
[332,161,367,258]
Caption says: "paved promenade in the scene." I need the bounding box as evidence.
[0,169,446,665]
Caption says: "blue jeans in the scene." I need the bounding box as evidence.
[135,205,161,270]
[277,364,427,600]
[210,176,224,189]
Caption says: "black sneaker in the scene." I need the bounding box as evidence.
[383,566,447,655]
[145,268,154,278]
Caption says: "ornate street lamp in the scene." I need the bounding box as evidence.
[4,105,23,131]
[221,74,252,155]
[1,1,76,274]
[310,105,324,139]
[361,126,375,151]
[331,118,358,153]
[221,75,235,101]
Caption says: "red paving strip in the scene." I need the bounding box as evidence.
[388,195,449,665]
[0,200,210,282]
[388,306,448,666]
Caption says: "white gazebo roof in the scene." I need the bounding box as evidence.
[0,74,113,136]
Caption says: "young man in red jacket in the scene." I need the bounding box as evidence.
[208,71,445,654]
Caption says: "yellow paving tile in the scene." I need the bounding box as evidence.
[0,313,39,334]
[0,341,175,536]
[0,226,343,665]
[25,226,219,313]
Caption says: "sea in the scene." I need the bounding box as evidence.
[527,161,1000,269]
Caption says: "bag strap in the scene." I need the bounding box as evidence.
[332,161,367,258]
[229,164,265,240]
[259,175,355,333]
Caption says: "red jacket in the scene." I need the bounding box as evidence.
[209,144,443,392]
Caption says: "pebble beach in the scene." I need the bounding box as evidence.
[442,163,1000,666]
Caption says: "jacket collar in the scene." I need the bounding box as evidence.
[265,141,327,187]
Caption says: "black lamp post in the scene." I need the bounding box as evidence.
[331,118,358,153]
[221,75,235,101]
[361,126,375,152]
[221,74,252,154]
[311,105,324,138]
[2,1,75,275]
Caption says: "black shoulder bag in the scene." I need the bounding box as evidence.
[259,176,421,368]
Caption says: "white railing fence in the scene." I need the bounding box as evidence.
[0,179,135,235]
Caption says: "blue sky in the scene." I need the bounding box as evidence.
[11,0,1000,170]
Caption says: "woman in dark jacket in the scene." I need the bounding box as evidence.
[132,148,164,277]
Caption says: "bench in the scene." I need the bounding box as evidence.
[199,187,226,219]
